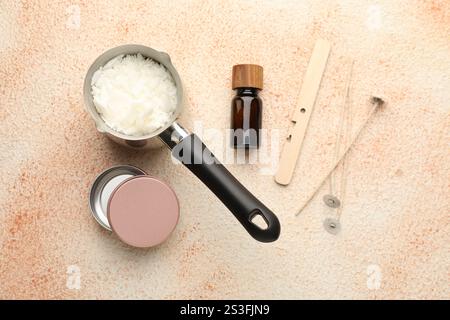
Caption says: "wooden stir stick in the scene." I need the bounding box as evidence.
[275,39,331,185]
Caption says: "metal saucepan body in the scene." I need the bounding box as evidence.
[83,44,186,149]
[84,45,280,242]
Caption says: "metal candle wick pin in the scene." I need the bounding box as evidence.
[323,218,341,235]
[323,61,354,210]
[323,194,341,208]
[296,96,385,216]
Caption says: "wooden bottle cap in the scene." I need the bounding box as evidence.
[232,64,263,90]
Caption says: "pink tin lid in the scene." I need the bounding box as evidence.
[107,175,179,248]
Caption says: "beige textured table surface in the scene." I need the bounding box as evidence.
[0,0,449,299]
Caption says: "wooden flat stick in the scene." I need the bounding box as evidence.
[275,39,331,185]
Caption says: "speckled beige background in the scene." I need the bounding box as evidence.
[0,0,449,299]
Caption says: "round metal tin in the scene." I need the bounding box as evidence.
[89,165,146,230]
[107,176,180,248]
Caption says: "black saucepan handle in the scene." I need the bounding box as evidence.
[172,134,280,242]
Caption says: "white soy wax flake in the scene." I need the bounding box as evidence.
[91,53,178,136]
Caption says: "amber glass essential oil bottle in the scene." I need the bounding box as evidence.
[230,64,263,149]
